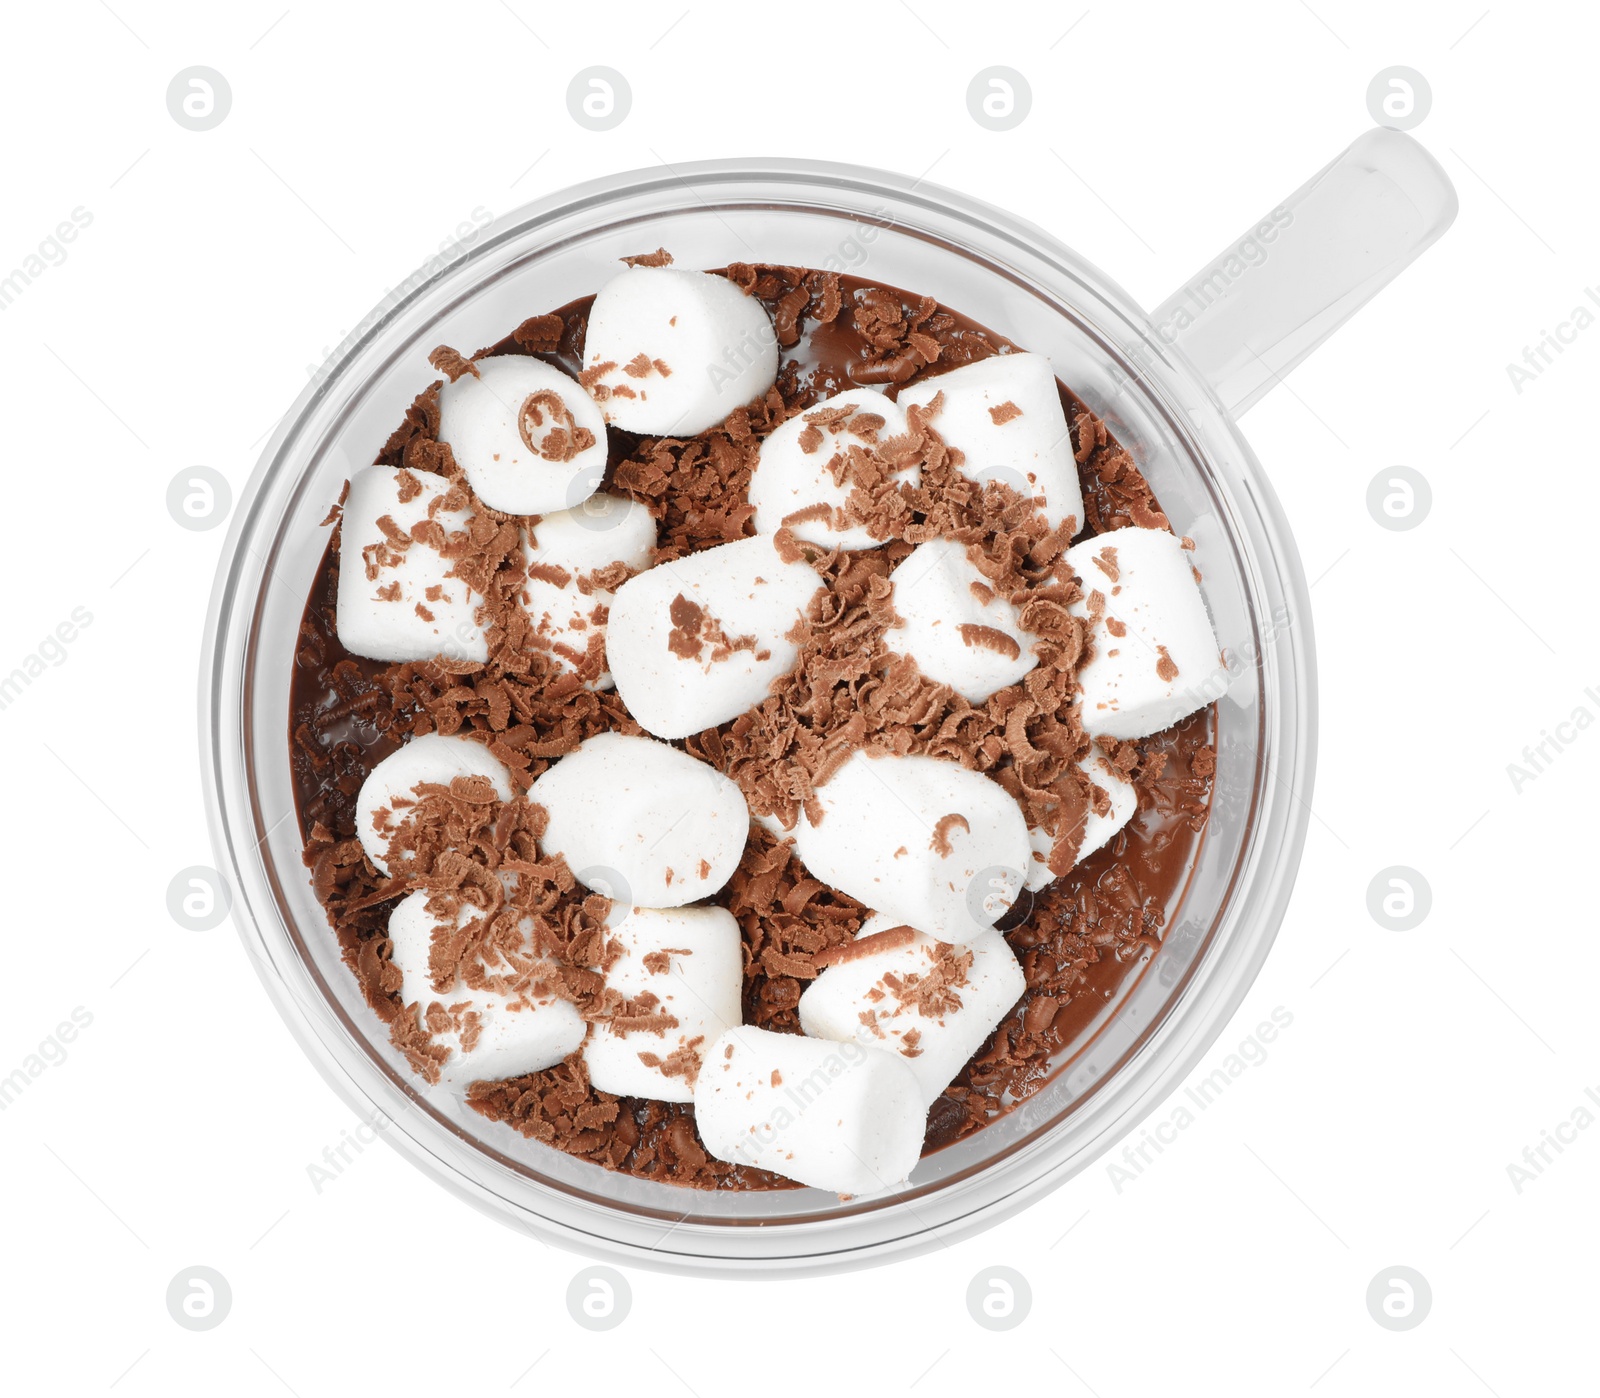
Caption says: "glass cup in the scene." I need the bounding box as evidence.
[200,132,1455,1274]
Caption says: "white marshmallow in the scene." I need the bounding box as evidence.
[793,751,1030,943]
[799,912,1025,1106]
[356,734,513,876]
[694,1026,925,1195]
[336,466,487,663]
[1025,747,1139,891]
[1067,527,1220,740]
[605,534,823,739]
[582,267,778,435]
[898,352,1084,533]
[529,732,748,908]
[583,906,743,1103]
[887,538,1036,702]
[435,356,610,515]
[387,889,586,1086]
[749,389,917,549]
[522,493,657,689]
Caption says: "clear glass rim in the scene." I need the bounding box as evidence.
[199,157,1317,1275]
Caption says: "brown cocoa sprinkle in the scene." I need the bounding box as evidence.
[319,479,351,527]
[1092,546,1120,582]
[1105,616,1127,638]
[844,287,947,385]
[809,270,843,325]
[635,1039,705,1085]
[773,286,810,348]
[813,924,917,969]
[603,988,682,1037]
[957,623,1022,661]
[578,360,617,397]
[770,527,809,565]
[642,947,692,975]
[1075,405,1171,534]
[517,388,596,463]
[1022,997,1057,1035]
[526,561,574,588]
[575,561,637,597]
[666,595,705,660]
[511,313,566,352]
[665,593,759,665]
[880,942,972,1020]
[781,502,837,530]
[988,401,1022,425]
[621,247,674,268]
[428,345,479,382]
[1156,645,1179,682]
[929,813,970,857]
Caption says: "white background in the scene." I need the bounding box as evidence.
[2,1,1594,1393]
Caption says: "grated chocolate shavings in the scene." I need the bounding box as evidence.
[428,344,480,382]
[665,593,760,666]
[518,388,596,463]
[929,813,970,857]
[511,313,566,352]
[956,623,1022,660]
[813,924,917,969]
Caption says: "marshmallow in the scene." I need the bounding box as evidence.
[887,538,1036,702]
[749,389,917,549]
[582,267,778,435]
[605,534,823,739]
[694,1026,925,1195]
[1025,747,1139,891]
[1067,527,1220,740]
[898,352,1084,533]
[356,734,513,876]
[798,912,1025,1106]
[792,751,1030,943]
[522,493,657,689]
[387,888,586,1086]
[529,732,748,908]
[435,356,610,515]
[583,906,743,1103]
[336,466,487,663]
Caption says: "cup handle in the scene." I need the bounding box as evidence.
[1151,128,1458,418]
